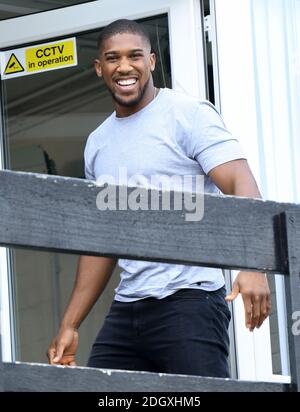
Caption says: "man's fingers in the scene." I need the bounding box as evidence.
[250,295,261,331]
[47,347,56,364]
[257,293,272,328]
[241,294,253,330]
[52,343,65,363]
[242,293,266,331]
[257,296,268,327]
[243,293,271,331]
[225,282,239,301]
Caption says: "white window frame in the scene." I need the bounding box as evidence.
[0,0,206,362]
[0,109,15,362]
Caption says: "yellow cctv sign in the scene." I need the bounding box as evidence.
[26,39,76,72]
[0,38,77,80]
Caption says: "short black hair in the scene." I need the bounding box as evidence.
[97,19,151,53]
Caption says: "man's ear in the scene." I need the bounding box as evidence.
[94,59,102,77]
[150,53,156,72]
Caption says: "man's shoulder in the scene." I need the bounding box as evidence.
[86,113,114,144]
[162,89,221,125]
[163,88,216,114]
[163,87,198,105]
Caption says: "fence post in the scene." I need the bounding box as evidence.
[283,212,300,391]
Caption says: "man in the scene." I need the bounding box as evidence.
[48,19,271,377]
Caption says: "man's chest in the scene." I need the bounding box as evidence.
[93,128,193,181]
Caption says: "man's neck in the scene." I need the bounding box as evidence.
[115,83,157,118]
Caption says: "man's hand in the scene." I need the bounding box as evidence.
[47,327,78,366]
[225,271,271,331]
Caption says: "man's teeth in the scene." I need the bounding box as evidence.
[117,79,137,86]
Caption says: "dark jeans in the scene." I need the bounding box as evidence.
[87,287,231,377]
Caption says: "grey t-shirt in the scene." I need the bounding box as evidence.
[84,87,245,301]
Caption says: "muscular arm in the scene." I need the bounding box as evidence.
[48,255,117,365]
[61,255,117,329]
[208,158,261,199]
[208,159,271,331]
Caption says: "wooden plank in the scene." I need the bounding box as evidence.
[2,362,291,392]
[0,170,299,273]
[283,212,300,391]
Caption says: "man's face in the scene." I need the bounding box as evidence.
[94,32,156,109]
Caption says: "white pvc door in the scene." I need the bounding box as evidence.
[0,0,206,363]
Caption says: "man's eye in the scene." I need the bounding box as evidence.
[106,56,117,62]
[131,54,142,59]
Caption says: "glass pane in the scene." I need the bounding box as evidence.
[1,14,171,364]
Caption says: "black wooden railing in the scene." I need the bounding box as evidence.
[0,170,299,392]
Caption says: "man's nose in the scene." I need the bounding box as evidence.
[117,57,133,73]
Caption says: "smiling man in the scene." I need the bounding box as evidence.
[94,29,156,114]
[48,19,271,378]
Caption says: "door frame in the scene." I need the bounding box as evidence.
[0,0,206,362]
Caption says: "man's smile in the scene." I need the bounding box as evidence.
[114,77,138,93]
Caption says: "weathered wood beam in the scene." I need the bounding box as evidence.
[2,362,292,392]
[0,170,299,273]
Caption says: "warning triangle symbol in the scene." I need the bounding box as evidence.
[4,53,24,75]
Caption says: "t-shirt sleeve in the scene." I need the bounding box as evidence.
[84,136,96,181]
[190,101,246,174]
[84,161,95,180]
